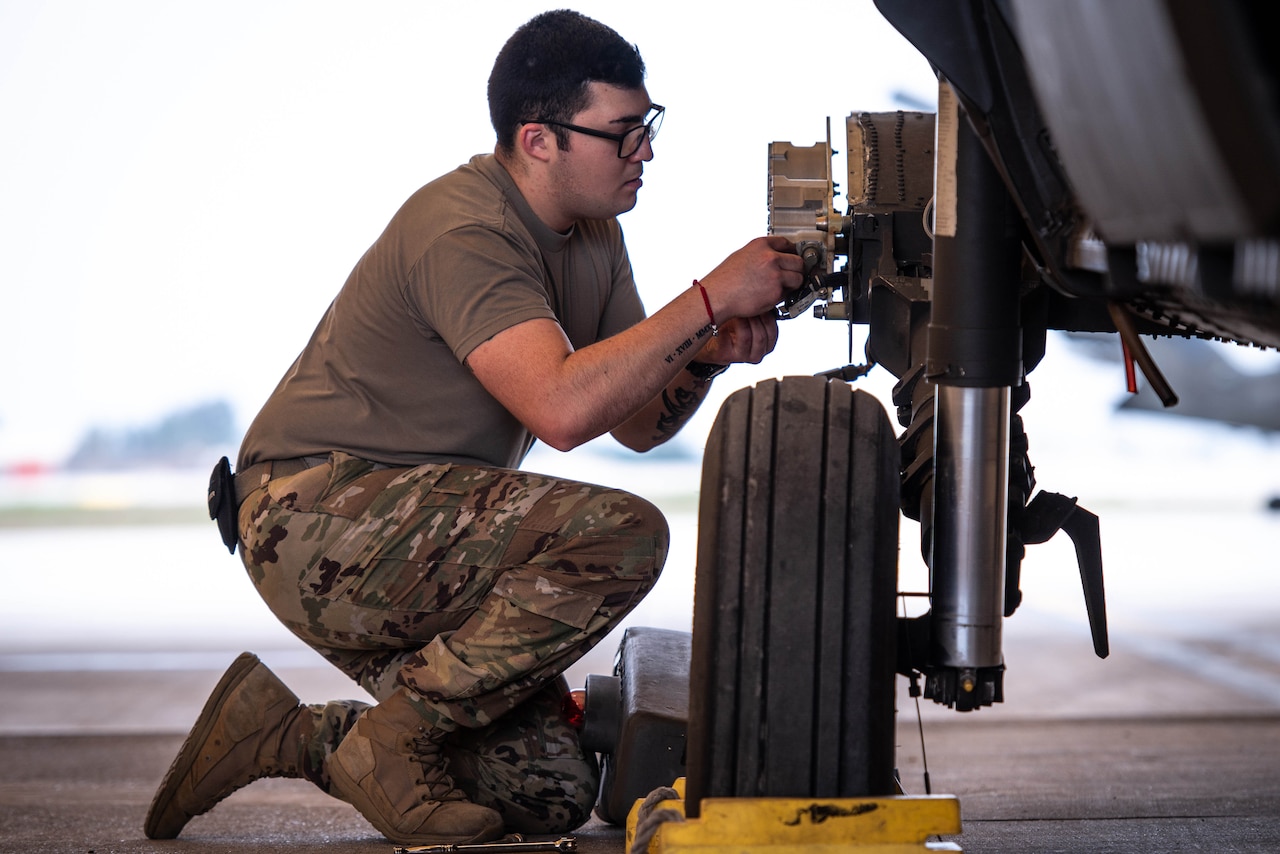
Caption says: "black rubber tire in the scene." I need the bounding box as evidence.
[685,376,900,815]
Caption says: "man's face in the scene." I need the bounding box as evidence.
[547,82,657,224]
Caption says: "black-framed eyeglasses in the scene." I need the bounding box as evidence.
[528,104,664,159]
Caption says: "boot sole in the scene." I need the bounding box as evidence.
[143,651,261,839]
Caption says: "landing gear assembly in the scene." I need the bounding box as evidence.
[584,379,961,852]
[586,0,1280,845]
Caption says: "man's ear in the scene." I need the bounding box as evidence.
[517,122,556,163]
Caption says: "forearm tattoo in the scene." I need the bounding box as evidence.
[652,383,705,443]
[662,323,716,365]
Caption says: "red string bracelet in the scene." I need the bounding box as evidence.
[694,279,718,336]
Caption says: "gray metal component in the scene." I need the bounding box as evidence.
[1010,0,1280,346]
[767,111,937,325]
[1009,0,1278,244]
[924,83,1016,680]
[929,384,1010,670]
[767,126,838,274]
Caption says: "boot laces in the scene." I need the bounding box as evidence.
[408,730,466,803]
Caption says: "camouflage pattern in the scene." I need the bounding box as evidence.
[444,677,601,832]
[296,699,368,794]
[238,451,668,831]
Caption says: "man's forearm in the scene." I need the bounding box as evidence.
[468,238,796,453]
[610,366,716,452]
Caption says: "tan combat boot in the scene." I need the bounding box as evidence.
[144,652,309,839]
[328,687,504,844]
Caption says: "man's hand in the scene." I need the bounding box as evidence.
[689,234,798,368]
[697,235,804,324]
[694,311,780,366]
[466,235,803,453]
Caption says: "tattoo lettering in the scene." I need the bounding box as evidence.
[663,323,717,364]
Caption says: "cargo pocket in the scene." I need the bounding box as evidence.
[320,468,560,608]
[492,570,604,631]
[313,464,452,573]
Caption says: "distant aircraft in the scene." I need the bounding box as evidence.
[1064,332,1280,433]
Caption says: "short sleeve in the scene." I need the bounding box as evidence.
[406,224,559,363]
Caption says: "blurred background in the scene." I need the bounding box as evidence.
[2,0,1279,726]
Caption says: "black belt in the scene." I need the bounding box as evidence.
[232,456,323,506]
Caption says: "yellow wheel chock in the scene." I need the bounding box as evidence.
[626,779,962,854]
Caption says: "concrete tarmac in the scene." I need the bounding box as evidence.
[3,627,1280,854]
[4,714,1279,854]
[4,487,1280,852]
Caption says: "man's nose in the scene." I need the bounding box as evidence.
[631,133,654,163]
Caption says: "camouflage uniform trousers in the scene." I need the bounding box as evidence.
[237,451,669,832]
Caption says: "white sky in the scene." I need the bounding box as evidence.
[0,0,939,466]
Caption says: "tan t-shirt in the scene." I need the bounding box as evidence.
[238,154,645,470]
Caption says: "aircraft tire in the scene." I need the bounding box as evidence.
[685,376,901,815]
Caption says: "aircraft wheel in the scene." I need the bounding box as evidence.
[685,376,900,815]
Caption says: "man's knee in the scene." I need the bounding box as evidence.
[600,490,670,586]
[508,484,670,585]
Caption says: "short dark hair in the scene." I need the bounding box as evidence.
[488,10,646,155]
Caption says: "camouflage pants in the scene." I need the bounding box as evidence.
[238,451,669,832]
